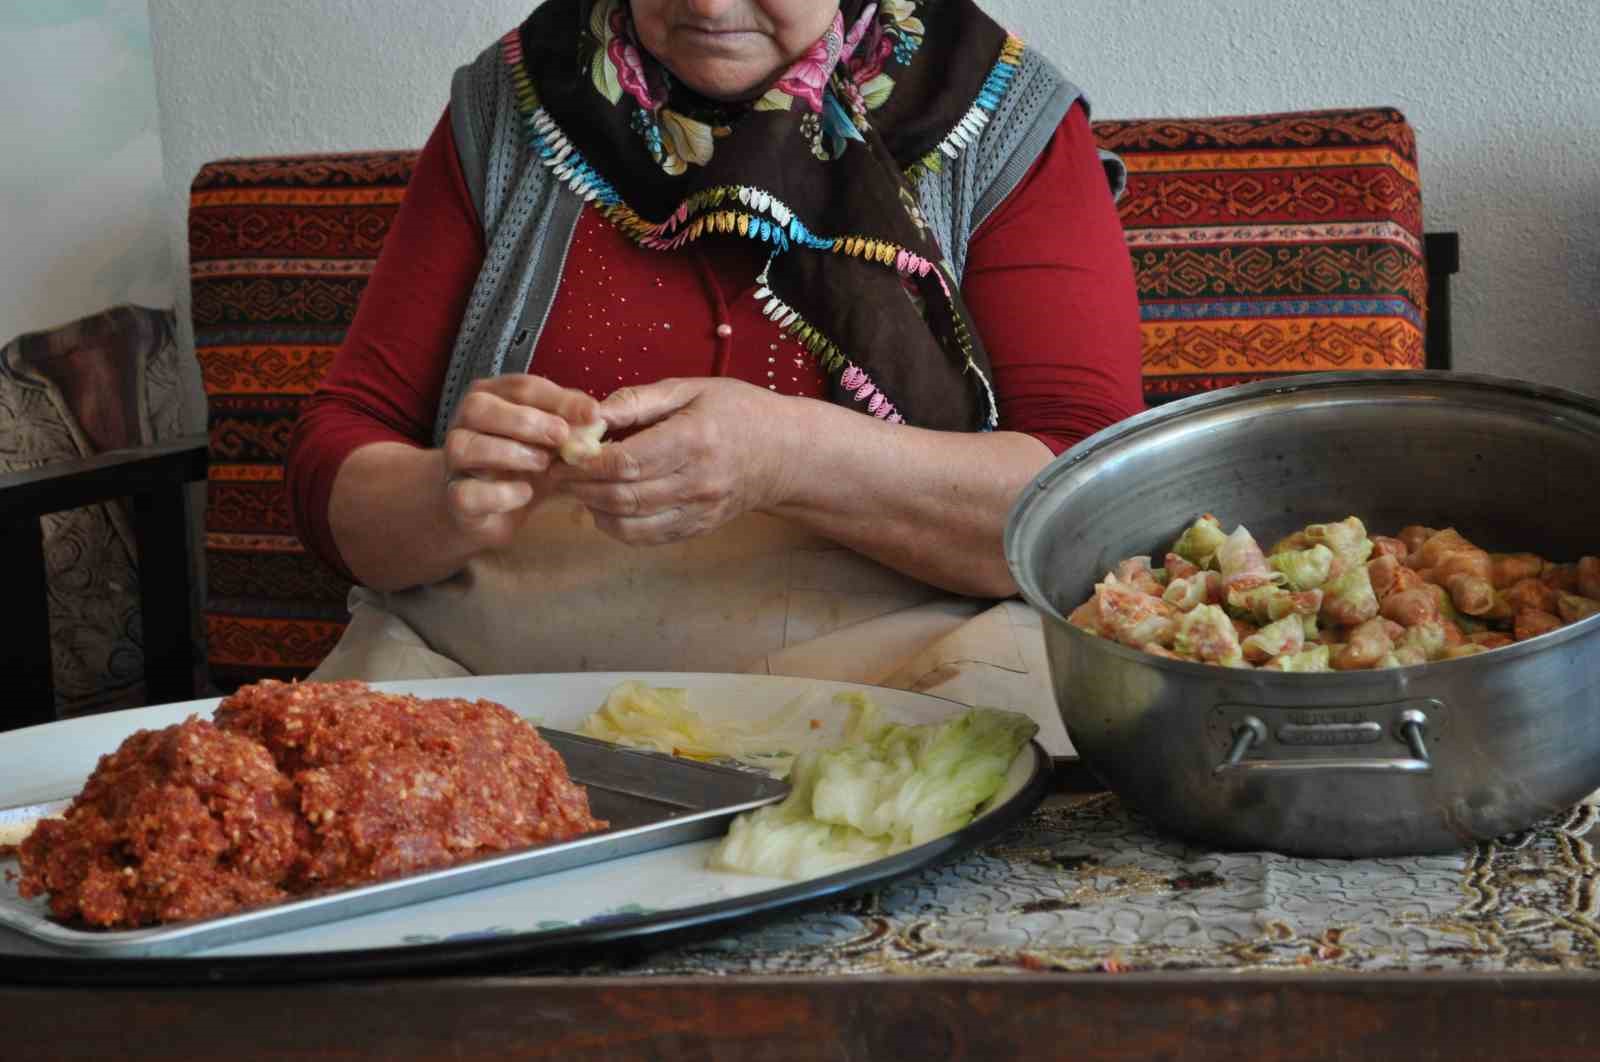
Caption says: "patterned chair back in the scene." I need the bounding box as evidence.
[189,152,414,690]
[1091,107,1427,401]
[188,109,1432,690]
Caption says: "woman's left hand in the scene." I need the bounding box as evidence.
[560,377,797,545]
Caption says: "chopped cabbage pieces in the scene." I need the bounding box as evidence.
[708,699,1037,880]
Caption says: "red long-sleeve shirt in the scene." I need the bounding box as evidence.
[288,100,1143,578]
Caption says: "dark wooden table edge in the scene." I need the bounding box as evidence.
[7,970,1599,1061]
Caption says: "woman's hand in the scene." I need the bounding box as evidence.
[443,374,601,547]
[561,377,796,546]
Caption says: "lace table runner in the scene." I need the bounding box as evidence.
[545,793,1600,976]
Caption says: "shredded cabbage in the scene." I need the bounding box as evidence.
[578,682,1038,881]
[708,703,1037,880]
[578,680,817,775]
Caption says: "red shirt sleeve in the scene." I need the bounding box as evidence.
[286,108,485,579]
[962,100,1146,454]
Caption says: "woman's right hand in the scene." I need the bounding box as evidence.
[442,374,601,546]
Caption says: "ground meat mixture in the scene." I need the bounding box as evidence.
[17,718,302,928]
[17,681,606,929]
[215,680,606,887]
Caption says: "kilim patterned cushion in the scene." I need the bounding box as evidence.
[1091,107,1427,403]
[189,152,416,691]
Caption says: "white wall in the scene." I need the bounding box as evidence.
[995,0,1600,396]
[0,0,171,346]
[147,0,1600,398]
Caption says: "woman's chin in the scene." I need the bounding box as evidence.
[667,60,776,103]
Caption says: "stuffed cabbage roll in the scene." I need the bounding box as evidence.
[1380,587,1441,627]
[1171,515,1228,570]
[1174,605,1246,667]
[1331,617,1401,670]
[1505,577,1560,615]
[1163,571,1222,611]
[1371,535,1410,561]
[1579,557,1600,601]
[1242,615,1306,665]
[1557,593,1600,625]
[1416,528,1486,572]
[1217,526,1277,593]
[1113,556,1165,597]
[1261,645,1332,672]
[1490,552,1544,589]
[1268,544,1335,591]
[1306,517,1373,568]
[1092,580,1179,648]
[1366,554,1402,598]
[1513,608,1562,642]
[1395,621,1450,661]
[1164,552,1200,582]
[1319,563,1380,627]
[1397,524,1439,564]
[1377,646,1429,668]
[1443,572,1496,617]
[1227,584,1323,627]
[1541,562,1580,593]
[1269,530,1312,555]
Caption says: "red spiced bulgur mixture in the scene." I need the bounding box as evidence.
[17,681,605,929]
[17,718,302,928]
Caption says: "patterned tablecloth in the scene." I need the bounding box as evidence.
[538,791,1600,977]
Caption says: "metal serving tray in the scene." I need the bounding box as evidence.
[0,729,788,958]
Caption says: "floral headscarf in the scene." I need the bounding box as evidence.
[508,0,1022,431]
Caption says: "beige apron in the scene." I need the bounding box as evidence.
[309,498,1071,754]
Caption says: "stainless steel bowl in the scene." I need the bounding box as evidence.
[1005,372,1600,857]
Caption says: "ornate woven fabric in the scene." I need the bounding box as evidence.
[189,153,416,690]
[532,793,1600,977]
[1091,108,1427,403]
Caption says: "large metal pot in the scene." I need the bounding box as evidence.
[1005,371,1600,857]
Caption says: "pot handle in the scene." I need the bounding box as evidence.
[1214,709,1432,774]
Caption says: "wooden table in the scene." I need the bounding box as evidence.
[6,971,1599,1060]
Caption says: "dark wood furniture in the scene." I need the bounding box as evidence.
[0,433,208,729]
[1424,232,1460,371]
[6,970,1594,1061]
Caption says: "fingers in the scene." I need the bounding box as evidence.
[595,378,697,432]
[455,384,586,449]
[470,374,601,428]
[445,473,534,522]
[446,375,603,477]
[565,391,716,482]
[565,473,690,517]
[444,428,550,476]
[589,506,698,547]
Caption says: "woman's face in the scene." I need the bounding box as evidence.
[629,0,842,101]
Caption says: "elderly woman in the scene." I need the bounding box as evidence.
[287,0,1142,714]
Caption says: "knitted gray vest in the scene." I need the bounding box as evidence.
[431,41,1121,444]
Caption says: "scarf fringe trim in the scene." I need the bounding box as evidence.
[503,29,1007,430]
[904,36,1024,185]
